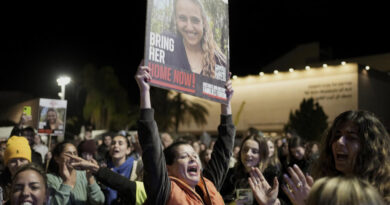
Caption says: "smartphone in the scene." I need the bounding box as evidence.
[23,106,32,116]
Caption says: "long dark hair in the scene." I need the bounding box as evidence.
[47,141,75,175]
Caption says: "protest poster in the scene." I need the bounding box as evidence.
[37,98,67,136]
[144,0,229,104]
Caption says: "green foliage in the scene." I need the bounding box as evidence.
[151,88,209,133]
[285,98,328,142]
[81,65,137,130]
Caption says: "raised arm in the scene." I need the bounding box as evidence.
[135,61,151,109]
[135,62,171,205]
[203,79,235,190]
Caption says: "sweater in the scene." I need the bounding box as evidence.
[47,170,105,205]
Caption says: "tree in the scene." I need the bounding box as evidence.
[285,98,328,142]
[151,88,209,133]
[81,65,137,131]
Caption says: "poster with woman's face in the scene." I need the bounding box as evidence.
[37,98,67,136]
[144,0,229,104]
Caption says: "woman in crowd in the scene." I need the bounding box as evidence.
[33,135,49,164]
[135,64,235,204]
[0,136,32,204]
[306,176,385,205]
[282,110,390,204]
[220,134,281,205]
[199,148,212,168]
[266,138,281,174]
[165,0,227,79]
[104,133,139,204]
[287,136,313,174]
[47,141,104,205]
[9,163,49,205]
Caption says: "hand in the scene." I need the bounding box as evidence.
[135,60,151,93]
[18,113,32,128]
[59,160,76,188]
[135,60,152,108]
[65,153,100,174]
[282,164,314,205]
[248,167,279,205]
[221,73,234,115]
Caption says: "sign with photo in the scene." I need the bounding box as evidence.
[144,0,229,104]
[37,98,67,136]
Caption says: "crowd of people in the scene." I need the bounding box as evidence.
[0,63,387,205]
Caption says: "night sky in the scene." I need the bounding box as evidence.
[1,2,389,104]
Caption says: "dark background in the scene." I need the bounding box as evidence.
[1,2,389,103]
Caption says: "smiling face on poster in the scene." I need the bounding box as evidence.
[145,0,229,104]
[37,98,67,136]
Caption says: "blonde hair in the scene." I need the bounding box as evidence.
[173,0,226,78]
[307,177,385,205]
[265,138,281,170]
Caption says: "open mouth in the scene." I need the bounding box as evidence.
[21,202,33,205]
[336,153,348,161]
[187,165,199,175]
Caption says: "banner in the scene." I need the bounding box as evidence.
[144,0,229,104]
[37,98,67,136]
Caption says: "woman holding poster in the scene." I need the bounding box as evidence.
[135,63,234,205]
[164,0,227,80]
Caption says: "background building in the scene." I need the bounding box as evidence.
[178,44,390,136]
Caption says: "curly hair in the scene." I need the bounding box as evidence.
[173,0,227,78]
[312,110,390,203]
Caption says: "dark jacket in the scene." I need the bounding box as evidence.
[137,108,235,205]
[94,167,146,205]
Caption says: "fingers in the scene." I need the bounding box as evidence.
[64,153,83,161]
[90,158,98,165]
[292,164,306,185]
[306,174,314,186]
[249,170,258,186]
[272,177,279,191]
[253,167,266,182]
[136,65,152,84]
[248,177,256,190]
[283,174,299,194]
[287,166,301,186]
[281,184,295,202]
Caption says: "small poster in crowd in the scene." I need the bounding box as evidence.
[37,98,67,136]
[144,0,230,104]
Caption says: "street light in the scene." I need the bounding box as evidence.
[57,76,71,100]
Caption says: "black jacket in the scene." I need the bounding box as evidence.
[137,108,235,205]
